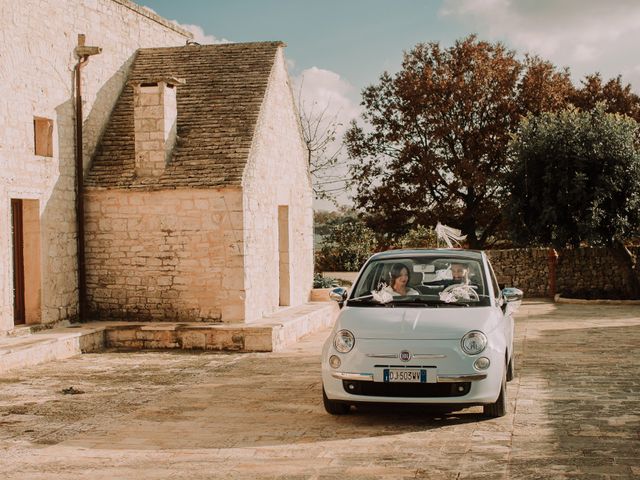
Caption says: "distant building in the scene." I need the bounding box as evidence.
[0,0,312,334]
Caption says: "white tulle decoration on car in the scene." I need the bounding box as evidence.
[435,222,467,248]
[371,288,394,304]
[439,284,480,303]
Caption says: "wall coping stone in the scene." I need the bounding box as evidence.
[554,294,640,305]
[112,0,193,38]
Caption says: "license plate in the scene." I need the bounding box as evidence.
[384,369,425,383]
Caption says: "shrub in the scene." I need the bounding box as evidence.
[313,273,340,288]
[315,216,378,272]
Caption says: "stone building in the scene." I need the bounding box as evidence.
[0,0,313,335]
[85,43,313,323]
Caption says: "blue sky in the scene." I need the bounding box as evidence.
[140,0,640,208]
[141,0,470,100]
[141,0,640,99]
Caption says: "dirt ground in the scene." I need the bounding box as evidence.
[1,300,639,479]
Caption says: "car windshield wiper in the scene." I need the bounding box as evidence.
[387,297,467,307]
[401,297,478,307]
[403,297,446,307]
[347,295,426,307]
[346,295,384,306]
[348,295,448,307]
[348,294,477,307]
[439,293,493,307]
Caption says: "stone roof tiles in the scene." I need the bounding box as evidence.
[86,41,283,189]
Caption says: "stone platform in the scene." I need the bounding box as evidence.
[0,302,338,374]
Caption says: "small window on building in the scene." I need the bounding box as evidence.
[34,117,53,157]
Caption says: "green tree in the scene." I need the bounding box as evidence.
[395,225,438,249]
[315,216,377,272]
[508,105,640,247]
[345,36,573,247]
[313,207,356,237]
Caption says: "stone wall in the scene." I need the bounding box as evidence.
[556,247,640,298]
[0,0,189,333]
[242,47,314,323]
[84,188,245,322]
[486,248,550,297]
[488,247,640,299]
[323,247,639,300]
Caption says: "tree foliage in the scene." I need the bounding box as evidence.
[395,225,438,249]
[315,215,377,272]
[507,105,640,248]
[345,36,573,247]
[570,74,640,124]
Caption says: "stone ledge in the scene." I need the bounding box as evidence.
[0,302,338,374]
[554,294,640,305]
[310,288,332,302]
[111,0,193,38]
[0,328,106,374]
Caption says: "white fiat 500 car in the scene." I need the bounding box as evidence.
[321,249,522,417]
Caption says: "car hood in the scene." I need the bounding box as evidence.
[337,306,499,340]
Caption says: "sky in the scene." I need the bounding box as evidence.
[140,0,640,208]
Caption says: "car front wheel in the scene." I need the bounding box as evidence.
[323,386,350,415]
[483,366,507,418]
[506,354,515,382]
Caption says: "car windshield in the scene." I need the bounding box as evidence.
[349,255,490,308]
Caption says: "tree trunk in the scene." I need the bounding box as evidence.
[611,240,640,299]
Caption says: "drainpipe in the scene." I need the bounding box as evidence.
[73,34,102,321]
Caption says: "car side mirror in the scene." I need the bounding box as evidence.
[502,287,523,303]
[329,287,348,304]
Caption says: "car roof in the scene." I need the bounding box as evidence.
[369,248,484,261]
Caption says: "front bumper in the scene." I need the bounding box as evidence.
[331,372,487,382]
[322,338,503,405]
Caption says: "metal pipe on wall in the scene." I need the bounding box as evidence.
[73,34,101,321]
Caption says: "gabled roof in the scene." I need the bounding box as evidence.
[86,41,283,189]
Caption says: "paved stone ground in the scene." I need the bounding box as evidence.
[0,300,638,479]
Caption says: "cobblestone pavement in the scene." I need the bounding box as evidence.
[0,300,638,479]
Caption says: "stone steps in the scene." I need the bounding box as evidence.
[101,302,338,351]
[0,302,337,375]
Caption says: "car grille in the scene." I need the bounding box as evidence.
[342,380,471,397]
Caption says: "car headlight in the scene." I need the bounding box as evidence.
[329,355,341,368]
[333,329,355,353]
[461,331,487,355]
[474,357,490,370]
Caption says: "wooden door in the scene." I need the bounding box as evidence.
[11,199,25,325]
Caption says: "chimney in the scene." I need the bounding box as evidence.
[131,77,184,177]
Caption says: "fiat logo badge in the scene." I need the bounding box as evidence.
[399,350,412,362]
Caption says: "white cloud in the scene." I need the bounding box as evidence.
[172,22,231,45]
[292,67,360,136]
[440,0,509,17]
[140,5,158,15]
[573,44,598,63]
[440,0,640,91]
[139,6,230,44]
[292,67,361,209]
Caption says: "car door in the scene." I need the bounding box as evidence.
[486,257,514,360]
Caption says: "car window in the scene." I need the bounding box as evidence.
[350,255,490,307]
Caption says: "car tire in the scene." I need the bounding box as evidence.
[483,366,507,418]
[506,355,515,382]
[323,386,350,415]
